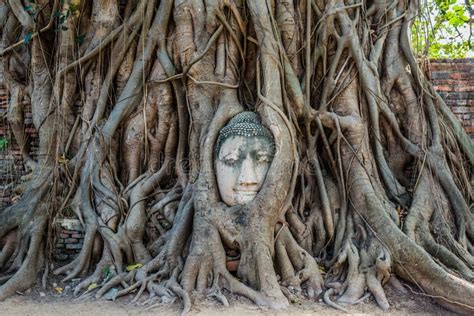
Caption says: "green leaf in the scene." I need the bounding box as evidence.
[75,34,85,45]
[126,263,143,272]
[87,283,98,291]
[0,138,7,150]
[411,0,470,58]
[103,266,110,280]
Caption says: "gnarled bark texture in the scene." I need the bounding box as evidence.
[0,0,473,314]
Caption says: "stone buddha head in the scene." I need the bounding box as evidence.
[215,112,275,206]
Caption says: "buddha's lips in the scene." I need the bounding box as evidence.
[234,189,258,194]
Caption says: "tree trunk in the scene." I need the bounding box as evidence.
[0,0,473,314]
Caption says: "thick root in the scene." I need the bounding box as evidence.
[328,241,391,311]
[276,225,324,298]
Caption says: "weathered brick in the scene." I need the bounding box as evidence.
[58,219,84,232]
[65,243,83,250]
[56,254,70,261]
[433,85,451,91]
[449,73,463,80]
[430,72,450,80]
[65,238,78,243]
[445,92,474,101]
[451,106,471,114]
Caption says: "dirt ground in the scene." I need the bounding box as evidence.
[1,277,455,316]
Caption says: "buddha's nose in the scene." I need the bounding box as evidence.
[238,156,258,187]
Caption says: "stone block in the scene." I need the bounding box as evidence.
[431,72,450,79]
[65,243,83,250]
[57,219,83,232]
[56,254,70,261]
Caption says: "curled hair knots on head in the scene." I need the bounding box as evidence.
[215,111,274,156]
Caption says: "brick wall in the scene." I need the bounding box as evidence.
[425,58,474,137]
[54,219,84,261]
[0,86,38,208]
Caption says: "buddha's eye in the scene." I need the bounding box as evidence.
[256,153,270,163]
[224,157,237,165]
[222,154,239,165]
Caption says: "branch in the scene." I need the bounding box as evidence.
[0,0,59,57]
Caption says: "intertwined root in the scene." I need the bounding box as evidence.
[324,241,391,310]
[276,225,324,298]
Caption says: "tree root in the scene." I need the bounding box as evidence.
[276,225,324,298]
[327,240,391,311]
[323,288,350,313]
[1,1,473,315]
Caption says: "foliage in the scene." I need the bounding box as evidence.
[0,137,7,150]
[412,0,472,58]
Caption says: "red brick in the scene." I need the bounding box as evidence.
[226,260,239,272]
[449,73,463,80]
[434,85,451,91]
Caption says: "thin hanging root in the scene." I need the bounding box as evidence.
[323,288,350,313]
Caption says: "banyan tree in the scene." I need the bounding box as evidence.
[0,0,473,314]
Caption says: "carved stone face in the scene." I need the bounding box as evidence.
[215,135,273,206]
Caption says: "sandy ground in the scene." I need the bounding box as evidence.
[1,280,454,316]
